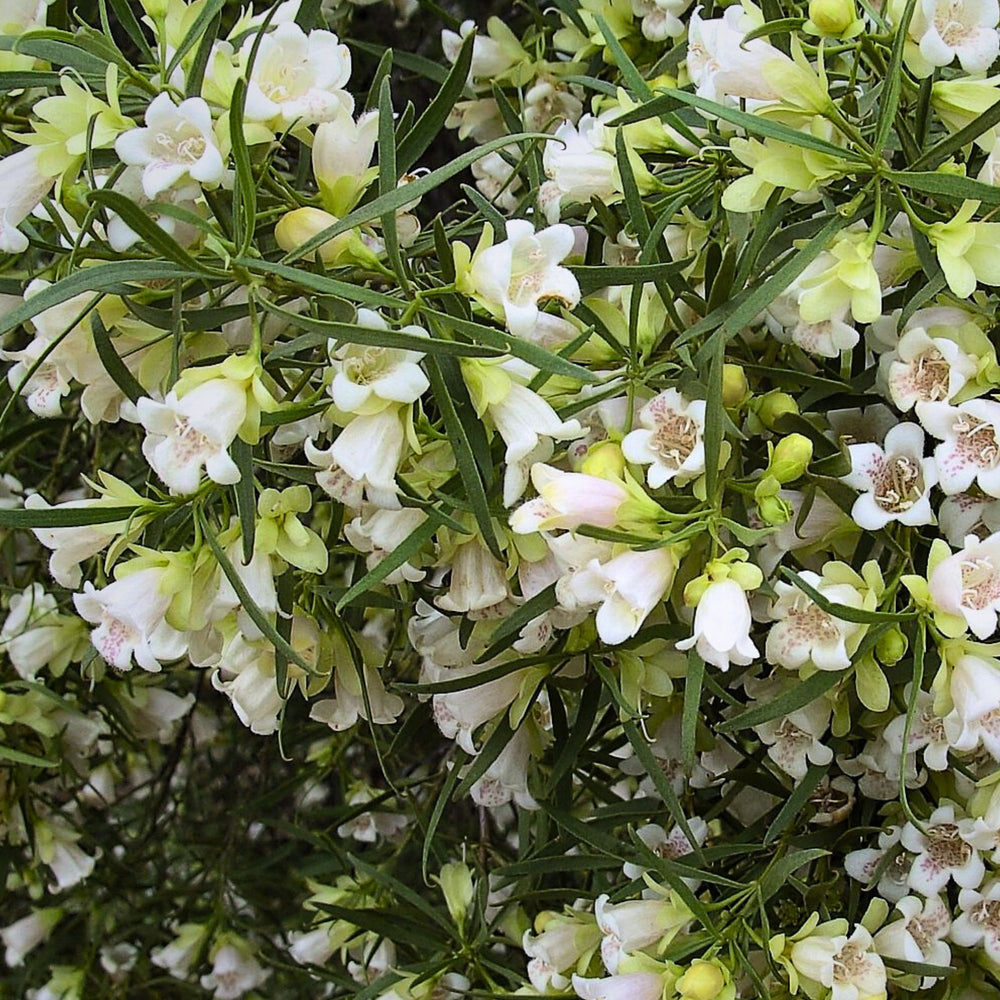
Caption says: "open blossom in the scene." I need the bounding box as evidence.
[114,93,224,198]
[920,399,1000,497]
[326,406,407,509]
[594,894,691,973]
[0,146,57,253]
[510,464,630,534]
[751,685,833,780]
[952,879,1000,962]
[901,804,987,894]
[329,311,429,414]
[540,116,618,224]
[790,924,886,1000]
[880,325,977,412]
[884,689,951,770]
[874,895,951,987]
[676,578,758,672]
[943,653,1000,757]
[928,531,1000,638]
[200,941,270,1000]
[622,389,706,488]
[906,0,1000,75]
[765,572,865,670]
[523,912,601,993]
[845,827,911,902]
[558,547,678,645]
[466,220,581,341]
[243,23,353,126]
[842,422,937,529]
[73,565,186,673]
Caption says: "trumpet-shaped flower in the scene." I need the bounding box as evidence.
[114,93,225,198]
[622,389,706,488]
[906,0,1000,75]
[510,464,631,533]
[676,578,759,672]
[943,653,1000,756]
[928,531,1000,638]
[790,924,886,1000]
[842,422,937,529]
[952,879,1000,962]
[540,116,618,223]
[0,146,56,253]
[920,399,1000,497]
[927,201,1000,297]
[242,23,353,126]
[873,896,951,987]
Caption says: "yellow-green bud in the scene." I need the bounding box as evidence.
[275,208,380,268]
[677,960,727,1000]
[808,0,856,35]
[139,0,170,18]
[722,364,749,408]
[683,574,711,606]
[876,626,907,665]
[580,441,626,480]
[936,159,966,176]
[769,434,813,483]
[757,391,799,430]
[757,490,792,526]
[438,862,474,929]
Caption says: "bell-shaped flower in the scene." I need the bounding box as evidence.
[943,653,1000,757]
[309,658,404,731]
[1,908,63,968]
[884,689,951,770]
[906,0,1000,75]
[34,815,97,892]
[572,970,670,1000]
[796,229,882,325]
[441,17,531,82]
[137,379,246,494]
[523,910,601,993]
[242,23,353,127]
[432,664,526,754]
[1,583,87,680]
[928,530,1000,638]
[463,220,581,341]
[329,310,428,414]
[469,723,539,810]
[540,116,618,223]
[622,389,707,488]
[344,505,428,585]
[952,879,1000,962]
[0,146,56,253]
[199,939,270,1000]
[559,546,678,645]
[901,804,987,893]
[437,538,510,615]
[790,924,886,1000]
[510,463,633,534]
[842,422,937,529]
[313,106,378,215]
[73,562,187,673]
[114,93,224,198]
[765,571,865,671]
[594,893,691,974]
[927,200,1000,297]
[327,406,407,509]
[676,576,759,672]
[880,325,977,412]
[920,398,1000,497]
[632,0,692,40]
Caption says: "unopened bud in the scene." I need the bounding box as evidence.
[677,960,727,1000]
[438,862,474,929]
[275,208,380,268]
[808,0,856,35]
[876,626,907,665]
[757,391,799,430]
[580,441,626,480]
[769,434,813,483]
[722,364,749,407]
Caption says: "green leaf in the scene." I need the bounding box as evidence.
[781,567,917,624]
[91,312,145,404]
[232,438,256,565]
[593,13,652,99]
[230,76,257,258]
[422,748,467,879]
[763,764,829,845]
[569,260,690,294]
[0,32,107,73]
[397,30,474,172]
[911,99,1000,169]
[165,0,226,82]
[759,848,829,902]
[874,0,917,153]
[889,169,1000,205]
[717,670,843,732]
[0,746,59,768]
[0,505,142,529]
[233,257,401,309]
[681,649,704,772]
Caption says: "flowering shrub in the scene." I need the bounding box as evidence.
[8,0,1000,996]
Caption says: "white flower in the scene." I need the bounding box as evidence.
[0,146,56,253]
[845,826,911,902]
[921,399,1000,496]
[309,660,404,731]
[199,942,270,1000]
[842,422,937,529]
[558,547,677,645]
[928,531,1000,638]
[34,816,97,893]
[106,166,202,251]
[952,878,1000,962]
[336,788,407,843]
[344,506,427,584]
[137,380,247,495]
[151,923,209,979]
[880,326,976,411]
[908,0,1000,74]
[432,665,526,754]
[326,407,407,509]
[243,22,352,126]
[902,804,986,894]
[790,925,887,1000]
[765,572,865,671]
[312,105,378,214]
[469,724,538,810]
[510,464,629,534]
[939,492,1000,547]
[523,914,600,993]
[686,4,789,103]
[572,971,667,1000]
[884,689,951,770]
[441,18,527,80]
[676,578,758,672]
[73,566,186,673]
[621,819,708,887]
[765,290,859,359]
[873,896,951,987]
[943,653,1000,758]
[0,583,85,680]
[594,894,691,973]
[1,908,62,967]
[437,538,509,615]
[632,0,692,40]
[468,220,581,339]
[622,389,706,488]
[114,93,224,198]
[752,687,833,781]
[540,116,618,223]
[329,314,429,415]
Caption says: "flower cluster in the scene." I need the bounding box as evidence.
[6,0,1000,997]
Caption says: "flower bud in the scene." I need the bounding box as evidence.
[757,487,792,526]
[876,626,907,665]
[580,441,626,480]
[677,960,727,1000]
[275,208,380,269]
[139,0,170,18]
[438,862,475,929]
[769,434,813,484]
[722,364,749,407]
[757,390,799,429]
[808,0,856,35]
